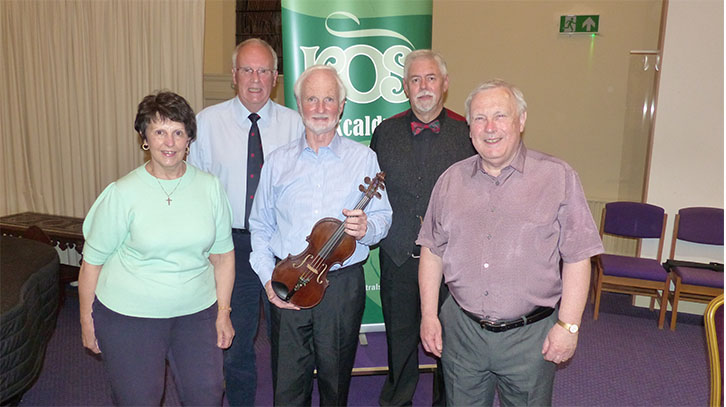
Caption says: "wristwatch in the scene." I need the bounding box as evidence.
[557,319,579,334]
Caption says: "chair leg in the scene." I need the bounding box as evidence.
[589,258,598,304]
[593,274,604,320]
[657,275,671,330]
[670,276,681,331]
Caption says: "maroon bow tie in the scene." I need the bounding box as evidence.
[411,120,441,135]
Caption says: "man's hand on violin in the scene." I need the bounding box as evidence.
[265,280,300,310]
[342,209,368,240]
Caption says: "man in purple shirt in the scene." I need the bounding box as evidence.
[417,79,604,406]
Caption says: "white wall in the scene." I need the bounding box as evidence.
[642,0,724,265]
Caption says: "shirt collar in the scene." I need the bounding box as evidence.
[233,97,272,127]
[409,108,447,126]
[297,132,344,160]
[471,141,528,177]
[509,142,527,173]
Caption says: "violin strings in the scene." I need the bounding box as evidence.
[312,192,373,268]
[289,179,382,299]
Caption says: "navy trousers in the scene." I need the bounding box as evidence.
[92,299,223,406]
[225,231,270,407]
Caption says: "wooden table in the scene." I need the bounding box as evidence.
[0,212,85,300]
[0,212,84,254]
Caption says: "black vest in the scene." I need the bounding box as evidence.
[370,108,475,266]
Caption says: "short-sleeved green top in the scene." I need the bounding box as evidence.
[83,163,234,318]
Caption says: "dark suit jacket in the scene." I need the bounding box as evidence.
[370,108,475,267]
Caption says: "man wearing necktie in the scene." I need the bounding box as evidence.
[370,50,475,406]
[249,65,392,406]
[188,38,305,407]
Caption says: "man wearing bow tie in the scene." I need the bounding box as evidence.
[370,49,475,406]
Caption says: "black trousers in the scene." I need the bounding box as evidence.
[379,250,447,406]
[270,263,366,406]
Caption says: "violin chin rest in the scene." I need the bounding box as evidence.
[271,280,291,301]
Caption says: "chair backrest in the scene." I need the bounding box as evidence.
[602,201,666,239]
[676,207,724,245]
[705,294,724,407]
[669,207,724,260]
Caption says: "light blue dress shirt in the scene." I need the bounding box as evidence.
[189,97,305,229]
[249,135,393,286]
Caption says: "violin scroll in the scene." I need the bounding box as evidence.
[359,172,385,200]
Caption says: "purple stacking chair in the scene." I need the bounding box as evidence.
[593,201,670,329]
[704,293,723,407]
[667,207,724,331]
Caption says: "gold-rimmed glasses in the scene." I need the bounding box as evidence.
[234,66,275,77]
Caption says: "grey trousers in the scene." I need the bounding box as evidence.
[439,296,557,407]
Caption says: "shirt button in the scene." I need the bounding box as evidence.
[495,181,500,186]
[485,315,491,319]
[490,208,495,212]
[487,234,492,240]
[484,290,489,296]
[484,263,490,269]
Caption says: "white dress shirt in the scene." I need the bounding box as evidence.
[249,135,393,286]
[189,97,305,229]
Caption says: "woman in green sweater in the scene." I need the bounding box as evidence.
[78,91,235,406]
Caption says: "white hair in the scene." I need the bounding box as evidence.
[464,79,527,124]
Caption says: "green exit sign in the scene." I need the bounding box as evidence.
[559,15,600,34]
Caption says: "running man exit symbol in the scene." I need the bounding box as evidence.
[560,15,600,34]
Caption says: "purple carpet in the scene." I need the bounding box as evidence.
[18,288,709,406]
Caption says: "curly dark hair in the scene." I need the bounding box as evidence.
[134,91,197,142]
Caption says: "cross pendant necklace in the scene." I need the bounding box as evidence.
[155,177,183,206]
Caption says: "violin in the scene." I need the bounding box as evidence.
[270,172,386,308]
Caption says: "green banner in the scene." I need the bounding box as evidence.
[282,0,432,329]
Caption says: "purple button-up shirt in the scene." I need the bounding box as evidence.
[417,143,604,320]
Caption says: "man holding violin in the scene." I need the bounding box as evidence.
[249,65,392,406]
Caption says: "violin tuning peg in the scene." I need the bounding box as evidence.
[379,184,385,190]
[375,192,381,199]
[364,176,371,184]
[359,185,365,192]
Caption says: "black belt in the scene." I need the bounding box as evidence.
[232,228,250,235]
[460,306,555,333]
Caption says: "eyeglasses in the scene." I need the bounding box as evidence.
[235,66,275,77]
